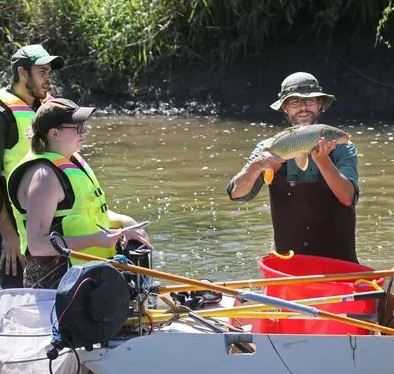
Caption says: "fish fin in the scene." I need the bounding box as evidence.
[261,136,275,149]
[295,154,309,171]
[263,168,274,184]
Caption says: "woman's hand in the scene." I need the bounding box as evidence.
[96,226,152,249]
[122,227,153,249]
[95,229,126,248]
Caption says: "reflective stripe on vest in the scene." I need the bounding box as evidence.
[9,151,114,262]
[0,88,34,178]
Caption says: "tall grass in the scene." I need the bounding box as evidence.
[0,0,392,92]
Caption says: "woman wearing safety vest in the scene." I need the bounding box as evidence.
[7,98,151,288]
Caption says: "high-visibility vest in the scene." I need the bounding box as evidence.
[8,151,115,262]
[0,88,34,178]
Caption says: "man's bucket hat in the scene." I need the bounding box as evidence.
[11,44,64,71]
[270,72,335,111]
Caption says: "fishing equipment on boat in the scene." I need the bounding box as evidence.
[4,288,394,374]
[68,249,394,335]
[170,281,222,310]
[115,237,160,308]
[46,233,158,364]
[116,238,152,277]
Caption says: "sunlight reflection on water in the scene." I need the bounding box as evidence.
[83,116,394,281]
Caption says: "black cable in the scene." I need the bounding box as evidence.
[48,277,94,372]
[49,356,54,374]
[49,337,81,374]
[70,345,81,374]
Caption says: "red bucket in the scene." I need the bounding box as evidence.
[250,254,382,335]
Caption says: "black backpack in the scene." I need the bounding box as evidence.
[55,261,130,349]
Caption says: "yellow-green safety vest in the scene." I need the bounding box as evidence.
[8,151,115,262]
[0,88,34,178]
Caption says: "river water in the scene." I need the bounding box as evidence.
[83,116,394,281]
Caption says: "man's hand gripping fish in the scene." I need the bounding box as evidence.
[253,124,351,184]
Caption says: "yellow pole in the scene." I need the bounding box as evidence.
[159,269,390,293]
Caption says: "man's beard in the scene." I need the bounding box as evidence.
[288,110,320,125]
[25,77,47,100]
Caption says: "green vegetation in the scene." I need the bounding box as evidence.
[377,2,394,48]
[0,0,392,94]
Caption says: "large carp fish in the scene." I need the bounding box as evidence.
[253,124,351,184]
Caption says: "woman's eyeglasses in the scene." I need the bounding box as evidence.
[59,123,87,135]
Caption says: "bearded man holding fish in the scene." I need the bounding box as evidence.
[227,72,358,262]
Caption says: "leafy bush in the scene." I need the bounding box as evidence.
[0,0,391,92]
[0,1,31,84]
[377,2,394,48]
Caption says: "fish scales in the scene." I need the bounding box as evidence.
[256,124,350,181]
[263,124,349,161]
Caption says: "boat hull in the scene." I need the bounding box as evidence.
[80,329,394,374]
[2,288,394,374]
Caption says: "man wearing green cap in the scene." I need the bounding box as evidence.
[227,72,359,262]
[0,44,64,288]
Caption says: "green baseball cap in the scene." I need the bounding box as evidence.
[11,44,64,70]
[270,72,335,111]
